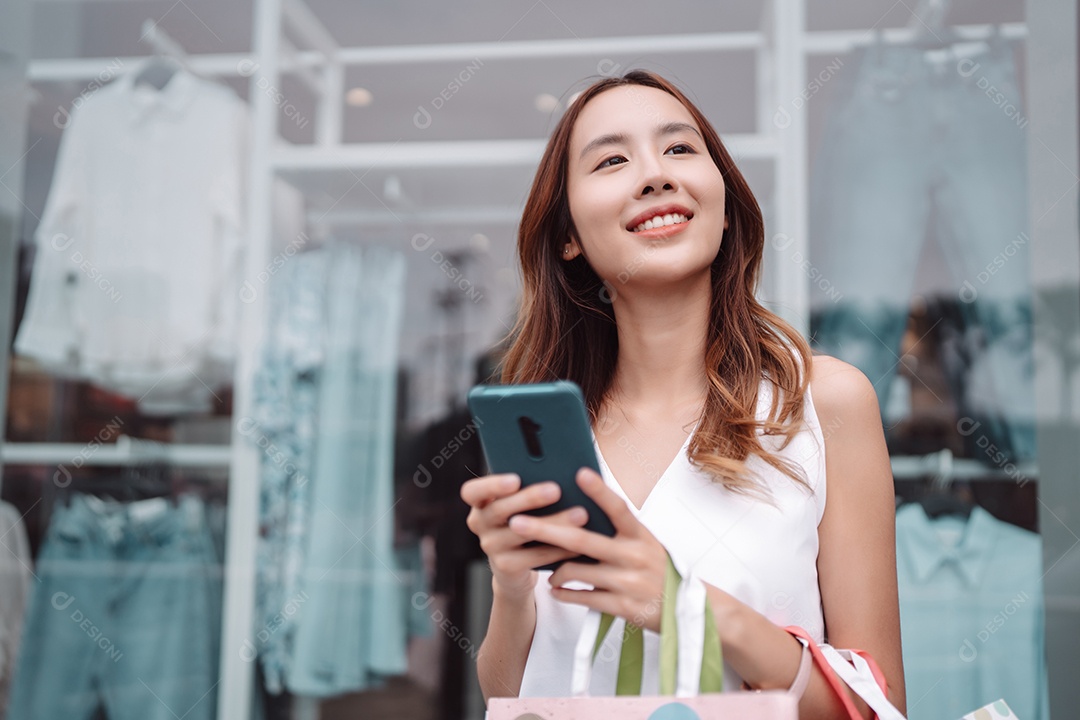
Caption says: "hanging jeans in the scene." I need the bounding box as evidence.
[8,494,221,720]
[809,37,1036,463]
[287,244,409,696]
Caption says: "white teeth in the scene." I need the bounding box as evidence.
[632,213,689,233]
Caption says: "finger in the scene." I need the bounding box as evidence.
[485,481,563,525]
[548,586,627,618]
[461,474,520,508]
[508,512,617,561]
[548,560,622,592]
[481,507,588,555]
[575,468,639,536]
[504,544,584,575]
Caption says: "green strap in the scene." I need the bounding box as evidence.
[659,554,681,695]
[700,598,724,692]
[615,621,644,695]
[594,553,724,696]
[592,611,643,696]
[592,613,615,661]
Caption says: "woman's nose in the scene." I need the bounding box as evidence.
[640,179,676,196]
[637,159,677,197]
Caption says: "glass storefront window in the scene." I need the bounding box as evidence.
[0,1,1076,719]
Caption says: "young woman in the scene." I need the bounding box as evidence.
[460,70,906,719]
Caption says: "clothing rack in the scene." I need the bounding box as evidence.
[8,3,1031,718]
[891,449,1038,483]
[1,437,232,468]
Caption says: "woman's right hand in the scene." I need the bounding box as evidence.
[462,474,589,600]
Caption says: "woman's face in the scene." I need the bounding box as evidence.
[565,85,727,293]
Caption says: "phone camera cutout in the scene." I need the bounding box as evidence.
[517,415,544,460]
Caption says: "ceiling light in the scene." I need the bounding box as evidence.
[534,93,559,113]
[345,87,373,107]
[383,175,402,202]
[470,233,489,252]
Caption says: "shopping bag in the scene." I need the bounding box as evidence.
[783,629,1022,720]
[959,699,1019,719]
[487,556,799,719]
[785,625,905,720]
[487,692,799,719]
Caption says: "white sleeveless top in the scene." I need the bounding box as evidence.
[518,379,828,696]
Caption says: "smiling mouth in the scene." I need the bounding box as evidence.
[630,213,692,233]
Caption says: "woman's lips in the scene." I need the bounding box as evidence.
[628,216,692,239]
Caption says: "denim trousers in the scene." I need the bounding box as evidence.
[8,494,221,720]
[287,244,409,696]
[809,37,1036,463]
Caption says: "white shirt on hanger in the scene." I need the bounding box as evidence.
[15,60,249,414]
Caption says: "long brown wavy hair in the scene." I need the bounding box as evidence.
[501,69,814,495]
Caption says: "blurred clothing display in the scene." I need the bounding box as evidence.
[8,494,221,720]
[249,249,327,694]
[14,60,249,414]
[0,502,31,720]
[247,242,416,697]
[810,36,1036,464]
[290,243,407,695]
[896,503,1048,720]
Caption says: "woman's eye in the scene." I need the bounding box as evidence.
[666,143,694,155]
[596,155,627,170]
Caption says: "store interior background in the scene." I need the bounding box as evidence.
[0,0,1077,719]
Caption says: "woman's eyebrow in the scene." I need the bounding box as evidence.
[579,132,628,161]
[578,122,703,161]
[658,121,703,140]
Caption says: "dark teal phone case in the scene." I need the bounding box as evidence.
[467,381,616,571]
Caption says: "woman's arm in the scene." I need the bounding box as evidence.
[811,353,906,713]
[461,473,592,702]
[705,354,905,718]
[476,581,537,701]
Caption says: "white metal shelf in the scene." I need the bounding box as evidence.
[269,133,778,172]
[803,21,1027,54]
[24,22,1027,82]
[307,206,524,228]
[2,437,231,467]
[24,31,763,83]
[891,452,1038,483]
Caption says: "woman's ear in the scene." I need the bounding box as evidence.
[562,238,581,261]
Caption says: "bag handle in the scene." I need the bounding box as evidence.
[785,626,906,720]
[570,553,723,697]
[785,626,863,718]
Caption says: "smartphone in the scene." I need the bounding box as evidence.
[467,380,616,571]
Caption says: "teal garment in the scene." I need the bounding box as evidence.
[9,495,220,720]
[287,243,408,696]
[248,250,327,693]
[896,504,1049,720]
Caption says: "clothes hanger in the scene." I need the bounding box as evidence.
[133,54,180,91]
[918,448,974,520]
[134,19,191,91]
[900,0,965,50]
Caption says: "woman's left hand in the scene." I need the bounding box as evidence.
[507,467,669,633]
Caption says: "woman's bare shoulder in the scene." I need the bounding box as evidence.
[808,353,881,422]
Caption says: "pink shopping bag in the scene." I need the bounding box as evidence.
[488,557,799,719]
[487,691,798,719]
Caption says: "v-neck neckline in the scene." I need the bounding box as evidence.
[591,422,698,514]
